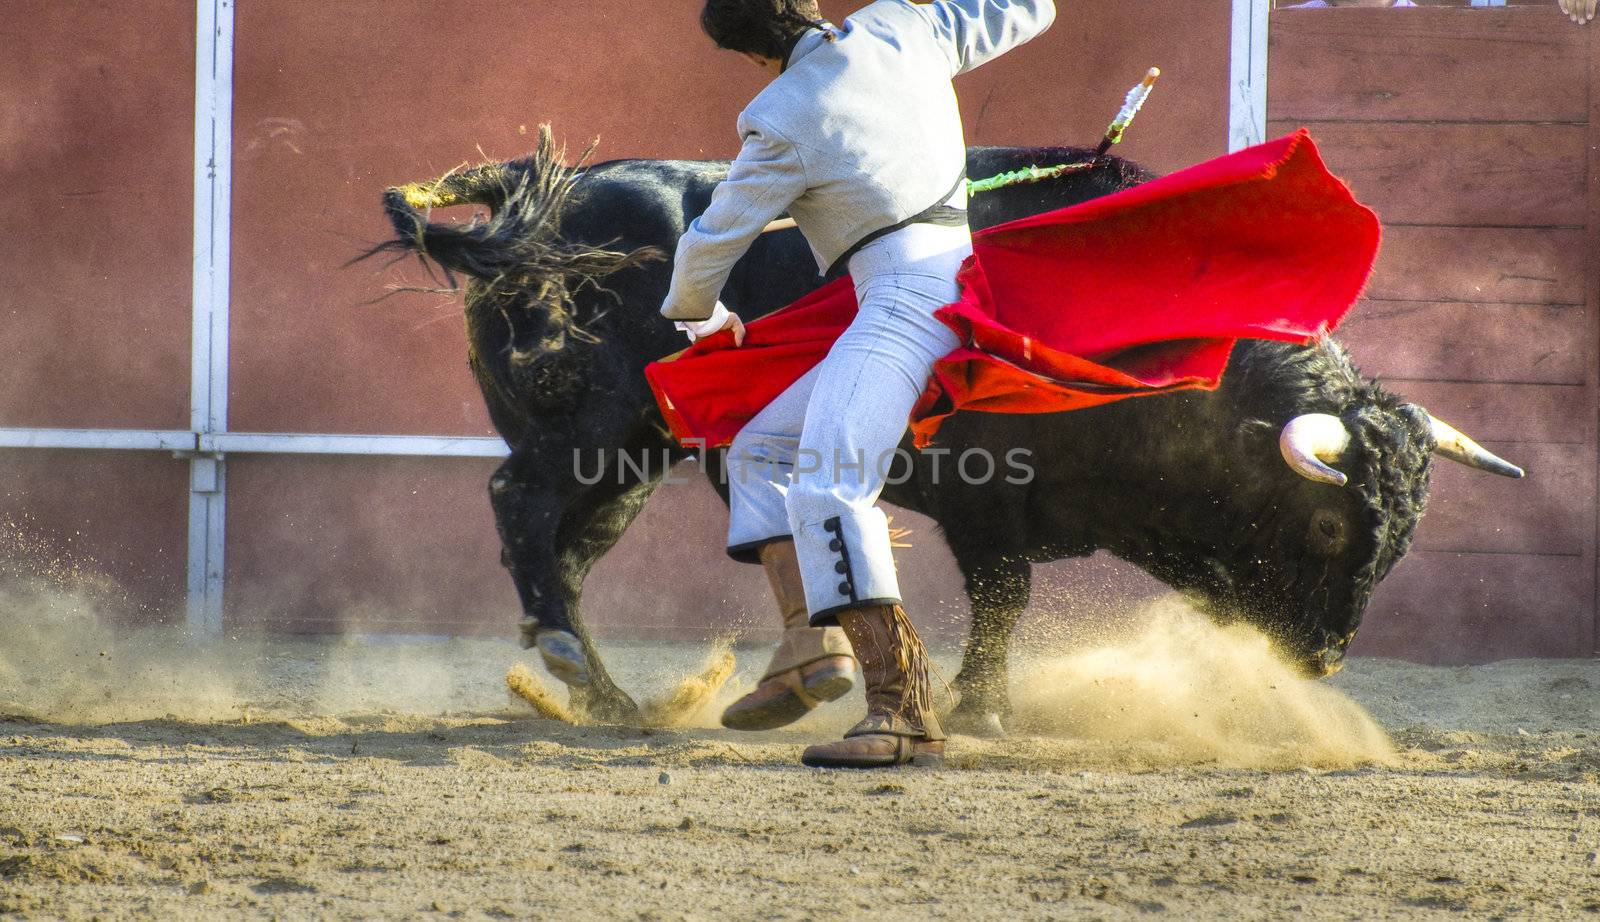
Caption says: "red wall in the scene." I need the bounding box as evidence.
[0,1,194,613]
[0,1,194,431]
[0,449,187,619]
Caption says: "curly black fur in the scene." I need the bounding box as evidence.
[1225,338,1433,594]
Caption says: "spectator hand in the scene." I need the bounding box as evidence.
[1559,0,1595,23]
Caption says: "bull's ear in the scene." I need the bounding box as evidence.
[1227,418,1279,482]
[1234,418,1276,446]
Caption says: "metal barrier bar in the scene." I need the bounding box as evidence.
[203,433,509,458]
[0,428,509,458]
[1230,0,1270,153]
[0,429,197,452]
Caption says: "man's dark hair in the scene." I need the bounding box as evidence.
[701,0,827,60]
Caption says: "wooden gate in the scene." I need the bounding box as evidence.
[1270,5,1599,659]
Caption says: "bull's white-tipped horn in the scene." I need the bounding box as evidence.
[1279,413,1352,487]
[1428,415,1525,479]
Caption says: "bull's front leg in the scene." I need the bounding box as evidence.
[547,432,691,720]
[489,435,639,720]
[947,555,1031,737]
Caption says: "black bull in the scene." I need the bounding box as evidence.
[377,130,1521,731]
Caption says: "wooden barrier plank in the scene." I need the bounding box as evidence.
[1269,8,1588,124]
[1383,381,1592,445]
[1587,12,1599,652]
[1354,550,1593,662]
[1269,121,1587,228]
[1415,441,1592,556]
[1337,301,1587,386]
[1366,227,1586,304]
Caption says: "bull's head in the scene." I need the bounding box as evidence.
[1158,339,1516,678]
[1171,342,1524,679]
[1262,406,1521,676]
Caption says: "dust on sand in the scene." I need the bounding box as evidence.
[1,593,1597,919]
[507,640,738,730]
[1007,604,1395,770]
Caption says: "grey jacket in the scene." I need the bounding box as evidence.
[659,0,1057,322]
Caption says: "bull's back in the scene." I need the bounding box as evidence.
[570,148,1155,322]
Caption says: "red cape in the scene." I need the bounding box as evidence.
[646,131,1380,448]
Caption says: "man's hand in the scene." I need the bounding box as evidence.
[673,301,747,346]
[706,313,748,346]
[1560,0,1595,23]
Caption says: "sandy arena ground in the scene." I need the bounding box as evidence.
[1,586,1598,920]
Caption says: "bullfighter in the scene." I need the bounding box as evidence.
[659,0,1056,768]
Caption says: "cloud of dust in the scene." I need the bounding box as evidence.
[0,527,247,723]
[0,518,734,727]
[0,589,516,724]
[304,633,558,718]
[0,524,509,724]
[506,662,579,723]
[1010,598,1395,769]
[0,517,1394,768]
[639,638,736,728]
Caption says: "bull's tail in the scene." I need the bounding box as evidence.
[372,124,660,290]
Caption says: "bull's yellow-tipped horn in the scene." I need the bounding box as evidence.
[1427,415,1525,479]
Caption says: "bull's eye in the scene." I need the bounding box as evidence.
[1307,508,1349,555]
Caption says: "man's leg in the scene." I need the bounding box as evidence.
[783,254,966,767]
[720,365,856,730]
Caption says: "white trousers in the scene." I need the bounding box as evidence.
[725,221,972,623]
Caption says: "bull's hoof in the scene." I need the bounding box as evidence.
[535,630,592,686]
[517,616,541,651]
[570,685,640,723]
[945,705,1008,739]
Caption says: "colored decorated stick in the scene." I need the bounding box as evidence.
[965,161,1093,196]
[1097,67,1161,157]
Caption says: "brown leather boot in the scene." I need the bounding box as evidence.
[801,603,945,768]
[721,540,856,731]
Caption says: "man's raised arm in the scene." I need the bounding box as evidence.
[912,0,1057,76]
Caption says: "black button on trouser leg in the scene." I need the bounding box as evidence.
[790,512,904,627]
[825,517,856,599]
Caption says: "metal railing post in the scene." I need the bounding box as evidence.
[189,0,234,637]
[1230,0,1270,153]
